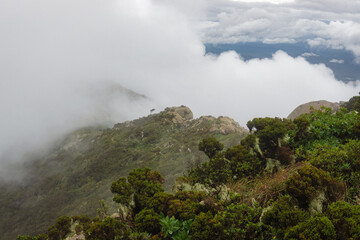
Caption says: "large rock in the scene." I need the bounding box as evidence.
[210,116,247,135]
[287,100,341,120]
[164,105,193,124]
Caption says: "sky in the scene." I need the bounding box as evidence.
[199,0,360,62]
[0,0,360,177]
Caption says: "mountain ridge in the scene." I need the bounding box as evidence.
[0,106,248,239]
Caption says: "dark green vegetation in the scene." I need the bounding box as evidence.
[12,96,360,239]
[0,106,247,240]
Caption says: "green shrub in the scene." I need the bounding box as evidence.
[54,216,71,239]
[308,140,360,200]
[285,165,331,208]
[85,217,130,240]
[167,198,199,220]
[343,95,360,112]
[285,216,336,240]
[165,191,206,220]
[198,137,224,159]
[72,215,91,224]
[134,208,161,235]
[72,215,92,233]
[188,152,231,186]
[191,212,221,240]
[129,232,152,240]
[216,203,272,239]
[47,226,60,240]
[111,168,164,212]
[111,177,134,206]
[160,216,193,240]
[225,144,264,178]
[17,236,34,240]
[290,107,359,149]
[325,201,360,240]
[290,115,311,148]
[16,235,47,240]
[128,168,164,211]
[147,192,174,214]
[261,195,308,239]
[247,117,294,158]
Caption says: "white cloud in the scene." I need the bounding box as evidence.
[330,59,345,64]
[232,0,295,4]
[199,0,360,61]
[301,52,319,57]
[0,0,359,179]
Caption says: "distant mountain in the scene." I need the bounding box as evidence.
[0,106,247,239]
[287,100,341,120]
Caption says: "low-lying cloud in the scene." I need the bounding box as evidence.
[0,0,359,179]
[330,59,345,64]
[201,0,360,62]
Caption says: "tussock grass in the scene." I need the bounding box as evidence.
[228,162,304,206]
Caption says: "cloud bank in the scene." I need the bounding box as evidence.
[200,0,360,62]
[0,0,359,178]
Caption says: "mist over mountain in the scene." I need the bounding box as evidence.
[1,0,360,239]
[1,0,360,171]
[0,81,153,182]
[0,106,247,239]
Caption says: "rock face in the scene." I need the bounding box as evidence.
[164,105,194,124]
[163,106,248,136]
[287,100,341,120]
[211,116,246,135]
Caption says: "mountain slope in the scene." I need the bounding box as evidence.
[0,106,247,239]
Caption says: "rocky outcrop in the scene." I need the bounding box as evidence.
[162,106,248,136]
[164,105,193,124]
[210,116,247,135]
[287,100,341,120]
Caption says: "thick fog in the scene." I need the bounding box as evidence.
[0,0,359,179]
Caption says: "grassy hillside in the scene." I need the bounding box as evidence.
[0,106,247,239]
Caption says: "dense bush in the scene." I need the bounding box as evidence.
[190,139,266,185]
[325,201,360,240]
[290,107,359,149]
[216,203,272,239]
[225,144,265,178]
[343,95,360,112]
[285,216,336,240]
[307,140,360,200]
[54,216,71,239]
[285,165,332,208]
[47,226,60,240]
[188,152,231,186]
[198,137,224,159]
[111,177,134,206]
[191,212,220,240]
[85,217,130,240]
[45,215,72,240]
[261,195,308,238]
[128,168,164,210]
[247,117,294,158]
[147,192,174,214]
[16,234,47,240]
[134,208,161,235]
[111,168,164,212]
